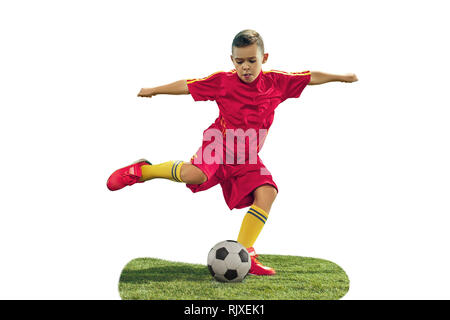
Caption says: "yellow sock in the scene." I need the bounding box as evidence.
[140,161,184,182]
[237,204,269,248]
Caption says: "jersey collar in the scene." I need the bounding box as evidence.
[236,69,263,87]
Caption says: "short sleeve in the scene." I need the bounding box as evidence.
[186,71,224,101]
[275,70,311,101]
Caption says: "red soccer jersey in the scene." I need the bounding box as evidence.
[186,69,311,163]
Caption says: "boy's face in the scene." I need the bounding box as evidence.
[231,43,268,84]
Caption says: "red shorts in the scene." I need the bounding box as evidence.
[186,146,278,210]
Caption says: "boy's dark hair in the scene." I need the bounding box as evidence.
[232,29,265,56]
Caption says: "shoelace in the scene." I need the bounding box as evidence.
[122,173,139,185]
[251,256,274,271]
[251,255,261,263]
[248,248,259,259]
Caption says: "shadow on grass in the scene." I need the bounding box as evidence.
[120,264,210,283]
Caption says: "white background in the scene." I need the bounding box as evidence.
[1,0,449,299]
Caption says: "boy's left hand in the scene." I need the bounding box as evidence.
[341,73,358,83]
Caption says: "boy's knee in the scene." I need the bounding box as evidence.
[253,185,278,213]
[197,171,207,184]
[269,186,278,198]
[255,184,277,200]
[180,163,207,184]
[191,165,207,184]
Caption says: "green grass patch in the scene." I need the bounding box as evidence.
[119,254,349,300]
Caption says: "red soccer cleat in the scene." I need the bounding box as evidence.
[247,247,276,276]
[107,159,152,191]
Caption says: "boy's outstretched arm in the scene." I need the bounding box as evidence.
[308,71,358,85]
[138,80,189,98]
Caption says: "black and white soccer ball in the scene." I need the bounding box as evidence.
[207,240,251,283]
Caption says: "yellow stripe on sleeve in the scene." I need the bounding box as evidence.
[264,70,311,76]
[186,71,225,84]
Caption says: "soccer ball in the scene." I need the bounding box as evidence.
[207,240,251,283]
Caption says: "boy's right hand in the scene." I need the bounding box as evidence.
[137,88,157,98]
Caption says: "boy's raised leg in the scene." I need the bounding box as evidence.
[107,160,207,191]
[141,161,207,184]
[140,161,184,182]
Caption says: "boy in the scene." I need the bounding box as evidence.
[107,29,358,275]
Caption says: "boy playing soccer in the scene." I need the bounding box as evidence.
[107,29,358,275]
